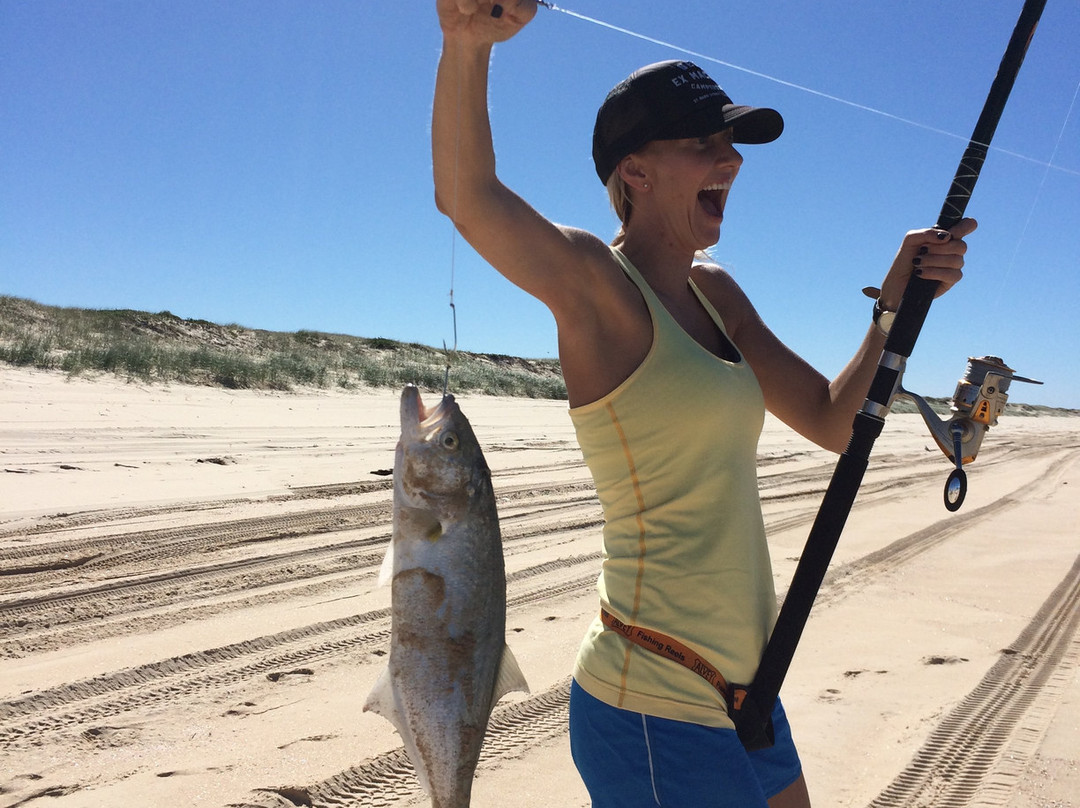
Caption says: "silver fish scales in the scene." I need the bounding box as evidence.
[364,385,529,808]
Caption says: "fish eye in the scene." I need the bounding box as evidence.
[440,431,460,450]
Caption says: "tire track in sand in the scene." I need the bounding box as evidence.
[5,434,1074,803]
[0,556,598,749]
[227,448,1079,808]
[811,449,1078,609]
[227,680,574,808]
[866,553,1080,808]
[0,487,603,657]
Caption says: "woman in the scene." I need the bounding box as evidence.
[433,2,974,806]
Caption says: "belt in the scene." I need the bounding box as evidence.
[599,608,748,712]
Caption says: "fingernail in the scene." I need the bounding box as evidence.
[936,231,950,240]
[491,4,503,17]
[918,246,929,256]
[914,268,924,276]
[912,256,922,266]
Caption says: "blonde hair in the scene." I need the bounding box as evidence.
[605,170,633,247]
[604,127,736,226]
[606,168,717,265]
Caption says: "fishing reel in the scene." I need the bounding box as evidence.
[893,356,1042,511]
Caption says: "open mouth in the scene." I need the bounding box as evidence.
[697,182,731,219]
[400,385,424,434]
[400,385,458,439]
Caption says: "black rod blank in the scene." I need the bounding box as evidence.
[732,0,1048,751]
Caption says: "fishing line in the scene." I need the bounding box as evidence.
[444,235,458,396]
[535,0,1079,321]
[538,1,1079,177]
[992,75,1080,312]
[443,41,464,397]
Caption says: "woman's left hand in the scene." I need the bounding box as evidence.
[877,217,977,311]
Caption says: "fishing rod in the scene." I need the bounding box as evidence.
[730,0,1049,751]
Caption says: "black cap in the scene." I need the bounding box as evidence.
[592,60,784,184]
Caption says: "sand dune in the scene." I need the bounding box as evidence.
[1,366,1078,808]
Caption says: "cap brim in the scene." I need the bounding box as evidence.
[724,105,784,144]
[654,102,783,146]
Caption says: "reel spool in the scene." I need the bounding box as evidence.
[894,356,1042,511]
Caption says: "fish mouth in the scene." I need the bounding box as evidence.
[400,385,423,438]
[400,385,456,438]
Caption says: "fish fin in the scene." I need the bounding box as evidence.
[362,668,400,724]
[363,668,434,796]
[377,540,394,587]
[490,644,530,709]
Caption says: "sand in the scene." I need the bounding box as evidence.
[1,365,1077,808]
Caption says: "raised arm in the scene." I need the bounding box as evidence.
[432,1,655,408]
[433,0,610,310]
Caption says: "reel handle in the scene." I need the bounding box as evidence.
[944,421,967,511]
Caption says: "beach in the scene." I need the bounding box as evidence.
[1,365,1077,808]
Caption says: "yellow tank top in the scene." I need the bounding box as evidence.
[570,248,776,729]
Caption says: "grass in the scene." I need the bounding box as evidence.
[2,295,1075,414]
[0,295,567,399]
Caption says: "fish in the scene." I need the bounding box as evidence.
[364,385,529,808]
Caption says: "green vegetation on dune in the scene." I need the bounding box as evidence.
[1,295,1075,414]
[0,295,567,399]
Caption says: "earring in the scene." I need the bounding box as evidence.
[642,182,650,190]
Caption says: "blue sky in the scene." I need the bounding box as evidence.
[2,1,1078,407]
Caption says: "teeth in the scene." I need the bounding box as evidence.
[701,182,732,192]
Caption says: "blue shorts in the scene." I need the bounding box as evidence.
[569,679,803,807]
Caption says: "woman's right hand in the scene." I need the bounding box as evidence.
[437,0,537,43]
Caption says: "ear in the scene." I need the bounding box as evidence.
[617,153,650,191]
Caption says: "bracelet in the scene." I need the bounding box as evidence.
[872,298,896,336]
[863,286,896,336]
